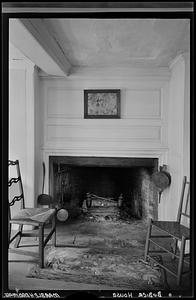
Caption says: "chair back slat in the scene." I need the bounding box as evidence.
[181,212,189,218]
[8,160,25,210]
[9,194,24,206]
[184,186,190,215]
[177,176,190,224]
[8,177,21,186]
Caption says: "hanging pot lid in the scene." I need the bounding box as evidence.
[152,167,171,191]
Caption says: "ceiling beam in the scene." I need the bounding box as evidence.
[9,19,71,76]
[20,19,71,75]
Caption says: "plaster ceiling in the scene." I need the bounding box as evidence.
[41,18,190,68]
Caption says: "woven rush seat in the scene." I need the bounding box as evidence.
[152,220,190,240]
[11,208,56,224]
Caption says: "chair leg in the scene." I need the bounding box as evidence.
[39,224,44,268]
[177,236,186,286]
[158,255,170,290]
[14,225,23,248]
[144,218,152,261]
[171,238,178,260]
[8,222,11,248]
[52,214,56,247]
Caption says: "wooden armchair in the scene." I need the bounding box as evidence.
[144,176,190,286]
[8,160,56,268]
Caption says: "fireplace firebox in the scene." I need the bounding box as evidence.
[49,156,158,220]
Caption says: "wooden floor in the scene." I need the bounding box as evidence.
[8,219,192,295]
[8,224,115,292]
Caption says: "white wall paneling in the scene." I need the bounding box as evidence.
[37,69,171,223]
[123,90,161,119]
[47,88,83,119]
[36,59,190,221]
[45,123,161,146]
[41,73,169,155]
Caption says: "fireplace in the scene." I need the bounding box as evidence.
[49,156,158,220]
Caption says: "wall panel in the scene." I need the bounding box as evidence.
[41,74,169,155]
[47,88,83,118]
[124,90,161,119]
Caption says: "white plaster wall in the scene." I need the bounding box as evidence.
[183,54,190,179]
[9,69,27,180]
[9,45,35,210]
[166,54,190,221]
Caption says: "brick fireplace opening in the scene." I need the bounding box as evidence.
[49,156,158,221]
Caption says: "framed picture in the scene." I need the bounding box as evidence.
[84,89,120,119]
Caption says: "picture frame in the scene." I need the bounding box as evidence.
[84,89,120,119]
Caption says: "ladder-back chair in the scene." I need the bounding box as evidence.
[8,160,56,268]
[144,176,190,286]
